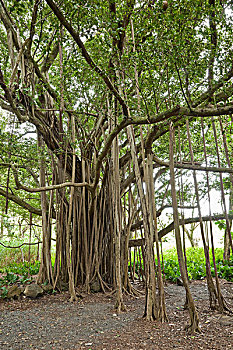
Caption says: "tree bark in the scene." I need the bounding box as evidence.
[169,123,200,333]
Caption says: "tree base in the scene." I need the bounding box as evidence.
[185,311,201,334]
[115,300,127,313]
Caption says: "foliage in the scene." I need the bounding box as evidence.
[161,247,233,282]
[0,286,8,298]
[0,239,39,267]
[129,247,233,282]
[0,261,40,298]
[0,271,19,285]
[0,261,41,276]
[215,215,233,232]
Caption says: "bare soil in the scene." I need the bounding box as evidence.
[0,280,233,350]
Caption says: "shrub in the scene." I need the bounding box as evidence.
[0,261,40,281]
[0,261,41,298]
[129,247,233,282]
[0,261,41,276]
[160,247,233,282]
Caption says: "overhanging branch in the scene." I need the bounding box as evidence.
[129,213,233,247]
[0,187,42,216]
[153,154,233,174]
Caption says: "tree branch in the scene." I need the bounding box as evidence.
[153,153,233,174]
[0,187,43,216]
[128,213,233,247]
[0,241,41,249]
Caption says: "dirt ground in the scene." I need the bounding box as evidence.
[0,280,233,350]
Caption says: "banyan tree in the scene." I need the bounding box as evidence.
[0,0,233,332]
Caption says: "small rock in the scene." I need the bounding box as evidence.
[24,284,43,298]
[176,277,184,286]
[41,283,53,293]
[58,281,69,291]
[7,285,23,299]
[18,285,25,293]
[219,315,233,326]
[90,278,101,293]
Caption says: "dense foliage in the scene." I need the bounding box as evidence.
[161,247,233,282]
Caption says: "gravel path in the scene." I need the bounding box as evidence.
[0,293,143,349]
[0,281,233,350]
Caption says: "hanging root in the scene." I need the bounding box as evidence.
[114,288,127,313]
[143,314,157,322]
[143,301,158,322]
[97,271,112,293]
[123,287,131,296]
[158,298,168,323]
[106,289,117,297]
[209,291,218,311]
[68,281,78,302]
[69,294,78,302]
[143,305,158,322]
[143,290,159,322]
[158,307,168,323]
[219,296,233,314]
[68,286,78,302]
[185,321,201,334]
[208,281,232,314]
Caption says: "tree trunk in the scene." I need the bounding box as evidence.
[127,125,158,321]
[169,123,200,333]
[36,132,54,286]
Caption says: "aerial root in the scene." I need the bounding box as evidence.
[185,313,201,334]
[69,292,78,302]
[115,302,127,314]
[114,297,127,314]
[185,322,201,334]
[122,284,142,297]
[143,312,158,322]
[158,307,168,323]
[96,272,112,293]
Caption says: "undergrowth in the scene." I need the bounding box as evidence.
[0,238,39,266]
[130,247,233,282]
[160,247,233,282]
[0,260,41,276]
[0,247,232,299]
[0,262,40,298]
